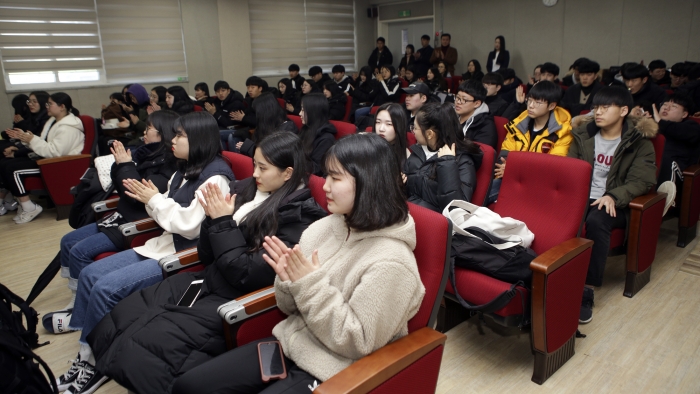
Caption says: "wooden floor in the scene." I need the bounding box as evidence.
[2,207,699,393]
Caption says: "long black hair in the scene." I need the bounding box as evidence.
[303,79,321,93]
[324,133,408,231]
[12,94,30,119]
[495,35,506,52]
[27,91,50,128]
[464,59,483,81]
[357,66,374,87]
[428,67,447,92]
[50,92,80,116]
[167,85,194,115]
[152,86,167,103]
[277,78,296,101]
[299,93,330,156]
[415,102,480,155]
[145,110,179,164]
[194,82,210,97]
[252,92,288,143]
[234,132,309,250]
[174,112,222,180]
[373,103,408,170]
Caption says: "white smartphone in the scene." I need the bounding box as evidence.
[177,279,204,307]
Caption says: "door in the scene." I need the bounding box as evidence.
[387,18,434,69]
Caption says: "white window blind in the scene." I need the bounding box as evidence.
[249,0,356,77]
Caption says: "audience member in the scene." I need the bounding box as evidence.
[331,64,351,91]
[539,62,560,83]
[561,59,602,115]
[399,44,416,71]
[415,34,434,78]
[622,63,667,110]
[235,92,298,156]
[204,80,246,143]
[402,82,431,132]
[455,80,498,150]
[121,84,132,97]
[462,59,484,82]
[528,64,543,89]
[568,86,657,324]
[405,102,482,212]
[287,79,319,116]
[149,86,167,111]
[368,37,393,73]
[193,82,211,107]
[288,63,306,90]
[2,91,49,144]
[323,80,348,121]
[437,60,452,79]
[649,60,671,86]
[165,85,195,116]
[277,77,297,104]
[124,84,151,134]
[373,102,410,170]
[308,66,331,86]
[486,35,509,72]
[430,33,458,76]
[230,76,267,131]
[426,67,448,93]
[677,63,700,113]
[497,68,523,103]
[348,66,377,123]
[670,62,689,89]
[299,93,337,176]
[562,58,589,87]
[404,65,418,84]
[373,65,401,106]
[482,72,508,117]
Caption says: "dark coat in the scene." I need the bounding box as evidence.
[307,123,337,176]
[88,183,327,394]
[328,92,348,121]
[404,144,482,212]
[238,120,298,158]
[415,45,434,77]
[211,90,245,129]
[461,112,498,151]
[657,118,700,183]
[632,80,668,109]
[368,47,394,70]
[350,79,378,105]
[486,50,510,72]
[560,83,603,116]
[373,76,401,106]
[485,95,509,118]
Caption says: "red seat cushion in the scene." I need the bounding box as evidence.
[446,268,529,317]
[95,252,117,261]
[23,176,44,192]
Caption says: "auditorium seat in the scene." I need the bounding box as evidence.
[222,151,254,181]
[343,96,353,122]
[329,120,356,140]
[493,116,508,154]
[287,114,303,130]
[677,162,700,247]
[193,105,203,112]
[276,98,286,109]
[472,142,496,206]
[451,75,462,93]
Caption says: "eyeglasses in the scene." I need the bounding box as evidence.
[526,98,548,107]
[455,96,476,105]
[26,99,38,105]
[45,102,56,108]
[592,105,616,113]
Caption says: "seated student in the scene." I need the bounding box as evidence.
[288,63,305,91]
[165,85,195,116]
[48,112,235,394]
[398,65,407,80]
[299,93,337,176]
[121,84,132,97]
[1,91,50,160]
[426,67,448,93]
[10,93,30,129]
[0,93,84,223]
[568,86,657,324]
[497,68,523,103]
[172,132,424,394]
[230,76,266,131]
[323,80,348,121]
[649,60,671,86]
[308,66,332,87]
[287,79,320,116]
[539,62,560,83]
[405,102,482,212]
[526,64,543,90]
[331,64,351,92]
[148,86,167,112]
[404,64,419,84]
[455,80,498,150]
[677,64,700,114]
[277,77,297,105]
[234,92,298,156]
[482,72,509,117]
[373,102,410,170]
[87,132,327,394]
[562,58,589,87]
[670,62,689,90]
[354,65,401,125]
[462,59,484,82]
[204,80,246,150]
[561,59,603,116]
[431,33,458,76]
[193,82,212,107]
[438,60,452,79]
[399,44,416,71]
[347,66,377,123]
[487,81,572,203]
[52,111,179,316]
[403,82,431,132]
[123,84,151,135]
[622,63,668,110]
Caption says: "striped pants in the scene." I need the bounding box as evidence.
[0,157,40,197]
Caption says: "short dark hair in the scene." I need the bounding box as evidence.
[377,37,386,44]
[323,80,343,96]
[671,62,688,77]
[331,64,345,74]
[246,76,267,89]
[441,33,451,40]
[324,133,408,232]
[174,112,222,180]
[665,92,694,114]
[527,80,562,105]
[108,92,124,103]
[194,82,209,97]
[570,57,590,70]
[12,94,29,116]
[621,64,649,80]
[373,103,409,169]
[308,66,323,77]
[540,62,560,76]
[380,64,396,77]
[252,92,288,143]
[648,60,666,71]
[578,59,600,74]
[214,80,230,91]
[591,85,634,113]
[288,63,300,72]
[482,72,504,86]
[421,34,430,41]
[457,79,487,103]
[498,68,516,80]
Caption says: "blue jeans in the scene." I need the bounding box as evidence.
[354,107,372,125]
[69,249,161,343]
[227,134,244,152]
[220,129,245,151]
[60,223,120,290]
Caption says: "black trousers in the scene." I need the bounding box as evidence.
[172,337,319,394]
[585,200,627,287]
[0,156,40,197]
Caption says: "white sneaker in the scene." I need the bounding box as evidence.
[0,205,6,216]
[12,205,23,221]
[657,181,676,216]
[3,200,18,211]
[14,203,42,223]
[41,309,77,334]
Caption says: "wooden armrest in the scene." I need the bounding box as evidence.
[158,247,199,272]
[217,286,276,324]
[683,164,700,178]
[628,192,666,211]
[37,154,92,166]
[92,197,120,213]
[314,328,447,394]
[119,217,160,236]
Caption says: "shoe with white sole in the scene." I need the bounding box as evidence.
[3,200,18,211]
[12,205,23,221]
[14,203,42,223]
[65,362,109,394]
[0,205,6,216]
[56,354,84,392]
[42,309,77,334]
[657,181,676,216]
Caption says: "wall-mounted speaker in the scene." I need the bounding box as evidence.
[367,7,378,18]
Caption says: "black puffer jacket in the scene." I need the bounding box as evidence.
[88,180,327,394]
[306,123,337,176]
[460,107,498,151]
[404,144,482,212]
[211,90,246,129]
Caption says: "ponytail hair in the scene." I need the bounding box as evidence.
[50,92,80,116]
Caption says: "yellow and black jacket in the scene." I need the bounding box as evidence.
[501,106,573,157]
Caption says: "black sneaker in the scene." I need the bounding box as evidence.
[65,361,109,394]
[579,287,594,324]
[56,355,83,391]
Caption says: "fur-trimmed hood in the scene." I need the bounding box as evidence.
[571,114,658,139]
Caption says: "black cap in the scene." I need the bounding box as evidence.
[403,82,430,96]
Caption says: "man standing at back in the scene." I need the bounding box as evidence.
[430,33,458,77]
[414,34,434,78]
[368,37,393,74]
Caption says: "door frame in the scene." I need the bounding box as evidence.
[377,16,435,48]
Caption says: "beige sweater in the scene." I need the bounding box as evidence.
[25,114,84,158]
[272,213,425,381]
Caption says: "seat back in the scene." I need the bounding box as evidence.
[308,174,328,212]
[343,96,353,122]
[370,106,380,115]
[580,109,591,115]
[193,105,203,112]
[222,151,254,180]
[650,135,665,179]
[494,152,592,254]
[329,120,355,140]
[690,117,700,125]
[493,116,508,153]
[287,115,303,131]
[407,203,452,333]
[451,75,462,93]
[472,142,496,206]
[79,116,96,155]
[407,132,417,146]
[276,98,286,109]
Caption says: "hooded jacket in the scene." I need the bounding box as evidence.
[212,90,246,129]
[501,106,573,157]
[24,113,84,158]
[460,103,498,150]
[374,76,401,106]
[350,78,378,105]
[485,95,509,118]
[127,84,151,134]
[568,116,657,207]
[272,213,424,382]
[560,82,604,116]
[404,144,483,212]
[334,75,351,92]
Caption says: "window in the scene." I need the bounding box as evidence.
[249,0,356,77]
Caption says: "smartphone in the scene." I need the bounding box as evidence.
[107,139,116,149]
[177,279,203,307]
[258,341,287,382]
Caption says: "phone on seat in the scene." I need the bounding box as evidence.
[258,341,287,382]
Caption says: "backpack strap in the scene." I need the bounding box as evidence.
[0,283,43,348]
[0,334,58,394]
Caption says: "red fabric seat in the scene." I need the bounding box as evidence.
[193,105,203,112]
[222,151,254,180]
[472,142,495,206]
[308,174,328,213]
[343,96,353,121]
[276,98,285,109]
[493,116,508,154]
[407,132,417,146]
[446,271,528,316]
[451,75,462,93]
[370,105,380,115]
[329,120,355,140]
[286,114,302,131]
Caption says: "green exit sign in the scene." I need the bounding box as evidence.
[399,10,411,17]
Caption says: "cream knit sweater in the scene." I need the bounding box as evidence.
[272,213,425,381]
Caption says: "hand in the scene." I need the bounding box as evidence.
[494,157,506,179]
[229,110,244,121]
[13,114,23,123]
[591,195,617,217]
[235,141,243,150]
[123,178,160,204]
[101,104,107,110]
[285,103,294,112]
[117,117,130,128]
[375,72,384,82]
[4,146,18,158]
[262,236,292,282]
[121,103,133,113]
[146,106,155,115]
[437,143,455,158]
[285,245,320,282]
[204,102,216,115]
[401,172,407,184]
[151,102,161,112]
[110,140,132,164]
[348,84,354,90]
[630,106,645,117]
[694,111,700,117]
[129,114,139,125]
[6,128,34,143]
[529,76,535,85]
[652,104,661,123]
[198,182,236,219]
[515,85,526,104]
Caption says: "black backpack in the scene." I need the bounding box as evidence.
[0,283,58,394]
[68,168,115,230]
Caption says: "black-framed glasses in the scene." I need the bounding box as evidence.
[526,98,548,107]
[455,96,476,104]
